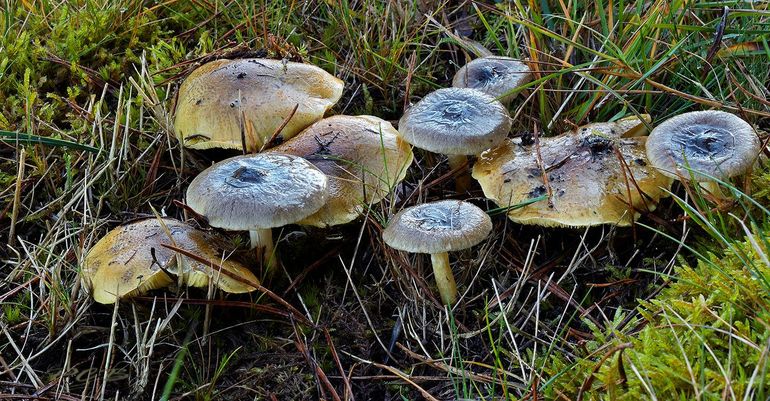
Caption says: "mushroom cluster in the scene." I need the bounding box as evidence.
[81,57,414,303]
[82,53,762,307]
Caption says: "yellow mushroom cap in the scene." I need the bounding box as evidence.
[472,118,673,227]
[174,58,344,152]
[161,222,259,294]
[268,115,414,227]
[82,218,258,304]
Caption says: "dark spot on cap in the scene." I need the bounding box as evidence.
[580,135,613,157]
[520,133,534,146]
[528,185,547,198]
[634,158,647,166]
[195,99,202,105]
[236,72,247,79]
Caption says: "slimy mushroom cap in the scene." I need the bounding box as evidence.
[472,117,672,227]
[186,153,328,230]
[175,58,344,152]
[269,115,413,227]
[452,56,532,103]
[82,218,258,304]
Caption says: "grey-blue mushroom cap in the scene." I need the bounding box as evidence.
[186,153,328,230]
[397,87,512,155]
[383,200,492,254]
[452,56,531,103]
[646,110,760,181]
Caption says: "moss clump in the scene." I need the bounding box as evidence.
[543,234,770,400]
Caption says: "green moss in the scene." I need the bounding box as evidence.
[543,235,770,400]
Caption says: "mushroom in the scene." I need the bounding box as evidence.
[175,58,344,152]
[398,87,512,193]
[268,115,413,227]
[452,56,532,104]
[82,218,258,304]
[186,153,328,273]
[382,200,492,305]
[472,116,672,227]
[646,110,761,195]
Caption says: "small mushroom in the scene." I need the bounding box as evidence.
[82,218,258,304]
[186,153,328,273]
[452,56,532,104]
[398,87,512,192]
[646,110,760,194]
[382,200,492,305]
[175,58,344,152]
[268,115,413,227]
[472,117,672,227]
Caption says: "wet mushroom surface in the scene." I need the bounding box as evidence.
[82,218,258,304]
[473,117,673,227]
[397,87,512,156]
[268,115,414,227]
[174,58,344,152]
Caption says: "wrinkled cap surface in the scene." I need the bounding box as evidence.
[383,200,492,254]
[186,153,328,230]
[269,115,413,227]
[473,117,672,227]
[82,218,258,304]
[175,58,344,152]
[452,57,532,103]
[646,110,760,181]
[398,87,512,155]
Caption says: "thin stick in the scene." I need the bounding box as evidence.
[260,103,299,152]
[160,243,312,326]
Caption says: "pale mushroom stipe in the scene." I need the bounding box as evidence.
[383,200,492,305]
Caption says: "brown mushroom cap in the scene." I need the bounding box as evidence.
[175,58,344,152]
[382,200,492,254]
[268,115,413,227]
[646,110,761,181]
[472,117,672,227]
[397,87,512,155]
[452,56,532,103]
[186,153,328,230]
[82,218,258,304]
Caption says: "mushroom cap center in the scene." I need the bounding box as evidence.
[406,206,462,231]
[226,166,269,187]
[671,125,734,160]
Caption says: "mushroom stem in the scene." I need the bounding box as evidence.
[447,154,471,194]
[698,180,727,199]
[249,228,276,273]
[430,252,458,305]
